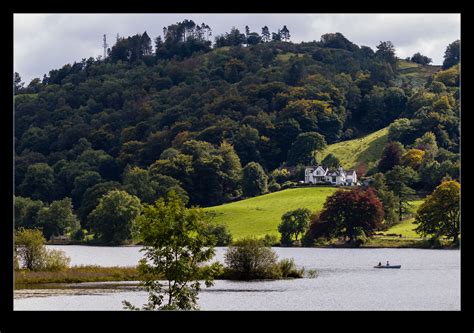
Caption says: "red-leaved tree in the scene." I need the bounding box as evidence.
[317,188,384,242]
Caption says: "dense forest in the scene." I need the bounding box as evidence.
[14,20,460,242]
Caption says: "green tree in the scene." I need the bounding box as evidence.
[37,198,80,240]
[287,60,306,86]
[388,118,417,145]
[71,171,102,208]
[14,72,24,94]
[375,41,397,67]
[242,162,268,197]
[287,132,327,166]
[15,196,44,229]
[413,132,438,159]
[322,153,341,169]
[123,166,159,204]
[442,40,460,70]
[261,26,271,42]
[410,52,432,65]
[88,190,143,245]
[278,208,312,245]
[370,173,399,226]
[77,181,123,226]
[19,163,55,202]
[385,165,418,220]
[280,25,290,42]
[415,180,460,243]
[219,141,243,200]
[123,191,221,310]
[201,222,233,246]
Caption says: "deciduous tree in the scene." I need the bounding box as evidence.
[278,208,312,245]
[242,162,268,197]
[287,132,326,166]
[415,180,460,243]
[123,191,221,310]
[37,198,80,240]
[318,188,384,243]
[378,141,404,172]
[88,190,142,245]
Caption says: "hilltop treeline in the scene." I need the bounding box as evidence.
[14,20,460,241]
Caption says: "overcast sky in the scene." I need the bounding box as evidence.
[14,13,460,84]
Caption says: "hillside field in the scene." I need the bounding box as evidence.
[205,188,425,241]
[394,59,442,88]
[204,187,337,239]
[318,126,389,170]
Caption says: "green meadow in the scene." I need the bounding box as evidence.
[205,186,426,244]
[204,187,337,239]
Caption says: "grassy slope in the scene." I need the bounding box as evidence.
[394,59,442,88]
[380,199,424,238]
[318,127,389,169]
[204,187,337,239]
[205,186,426,245]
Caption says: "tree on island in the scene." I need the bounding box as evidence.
[123,191,221,310]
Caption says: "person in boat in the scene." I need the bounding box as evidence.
[378,262,382,266]
[386,261,390,266]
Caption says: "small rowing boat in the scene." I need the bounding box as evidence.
[373,265,401,269]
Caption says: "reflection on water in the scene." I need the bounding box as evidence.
[14,246,460,311]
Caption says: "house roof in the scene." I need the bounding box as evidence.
[306,165,357,177]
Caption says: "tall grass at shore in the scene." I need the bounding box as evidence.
[15,265,139,285]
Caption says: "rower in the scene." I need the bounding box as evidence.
[386,261,390,266]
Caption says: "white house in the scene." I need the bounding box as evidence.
[304,165,358,186]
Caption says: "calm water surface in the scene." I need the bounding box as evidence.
[14,246,460,311]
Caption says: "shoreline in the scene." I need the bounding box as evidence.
[46,240,458,250]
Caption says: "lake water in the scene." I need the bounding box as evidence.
[14,246,460,311]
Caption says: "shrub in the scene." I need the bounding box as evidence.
[268,181,281,192]
[305,268,318,278]
[224,237,280,280]
[15,228,71,271]
[281,181,297,189]
[271,168,291,183]
[262,234,279,246]
[278,258,304,278]
[42,249,71,271]
[202,223,233,246]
